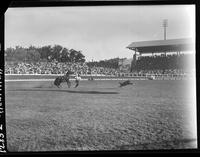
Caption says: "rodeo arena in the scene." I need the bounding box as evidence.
[5,38,197,151]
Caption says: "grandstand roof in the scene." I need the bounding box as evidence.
[127,38,194,54]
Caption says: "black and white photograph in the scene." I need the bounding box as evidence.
[2,1,197,153]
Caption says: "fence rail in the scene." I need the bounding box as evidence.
[5,73,194,81]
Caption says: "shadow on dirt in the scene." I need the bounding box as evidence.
[10,88,119,95]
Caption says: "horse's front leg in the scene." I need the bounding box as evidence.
[67,81,71,88]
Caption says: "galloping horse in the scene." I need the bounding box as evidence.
[54,70,74,88]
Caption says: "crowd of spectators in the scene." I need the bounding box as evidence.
[5,54,194,77]
[135,54,194,71]
[128,69,191,76]
[5,60,119,76]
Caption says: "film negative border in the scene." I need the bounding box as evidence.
[0,15,7,153]
[0,0,199,154]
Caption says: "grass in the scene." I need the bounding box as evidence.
[5,80,197,151]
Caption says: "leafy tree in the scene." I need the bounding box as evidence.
[5,47,15,61]
[37,45,52,61]
[5,44,86,63]
[12,46,28,61]
[60,48,70,62]
[75,51,85,63]
[68,49,85,63]
[27,49,41,62]
[86,58,119,69]
[51,45,63,61]
[69,49,77,62]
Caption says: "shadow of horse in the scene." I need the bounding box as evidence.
[10,88,119,95]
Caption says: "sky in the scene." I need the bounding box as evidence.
[5,5,195,61]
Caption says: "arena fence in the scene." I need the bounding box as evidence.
[5,73,194,82]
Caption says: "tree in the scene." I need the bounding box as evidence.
[86,58,119,69]
[38,45,52,61]
[69,49,85,63]
[12,46,28,62]
[27,49,41,62]
[60,48,70,62]
[5,47,15,61]
[69,49,77,62]
[5,45,86,63]
[75,51,85,63]
[51,45,63,61]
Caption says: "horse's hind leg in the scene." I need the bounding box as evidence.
[55,83,59,88]
[67,81,71,88]
[56,80,60,88]
[74,80,79,88]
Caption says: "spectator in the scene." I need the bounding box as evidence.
[5,53,194,77]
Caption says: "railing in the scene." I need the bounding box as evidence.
[5,73,195,81]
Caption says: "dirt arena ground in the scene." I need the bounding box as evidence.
[5,79,197,151]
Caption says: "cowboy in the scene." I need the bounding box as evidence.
[74,73,81,88]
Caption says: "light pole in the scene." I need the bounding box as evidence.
[162,19,168,73]
[163,19,168,40]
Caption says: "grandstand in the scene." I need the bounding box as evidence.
[125,38,195,79]
[127,38,194,54]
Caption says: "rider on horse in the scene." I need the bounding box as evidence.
[54,70,73,88]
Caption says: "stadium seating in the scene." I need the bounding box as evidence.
[5,61,118,76]
[5,54,194,76]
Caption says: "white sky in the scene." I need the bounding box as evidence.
[5,5,195,61]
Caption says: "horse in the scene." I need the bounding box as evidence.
[54,71,74,88]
